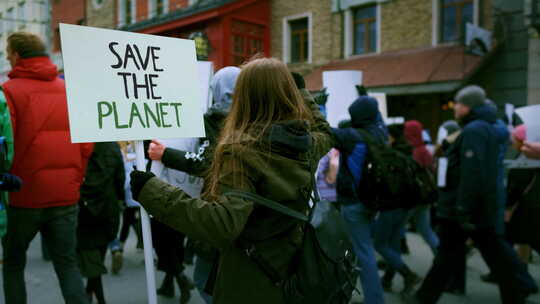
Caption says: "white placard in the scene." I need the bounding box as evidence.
[60,23,205,143]
[323,70,362,127]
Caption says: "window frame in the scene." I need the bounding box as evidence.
[432,0,480,46]
[282,12,312,64]
[148,0,169,19]
[118,0,136,27]
[352,5,377,55]
[230,19,265,66]
[344,3,381,58]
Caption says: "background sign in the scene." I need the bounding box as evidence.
[60,23,205,143]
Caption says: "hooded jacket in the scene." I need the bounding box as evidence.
[332,96,388,205]
[437,104,499,227]
[78,142,125,249]
[136,91,333,304]
[161,67,241,176]
[404,120,434,170]
[3,57,93,208]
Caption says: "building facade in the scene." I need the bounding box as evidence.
[0,0,50,82]
[121,0,271,70]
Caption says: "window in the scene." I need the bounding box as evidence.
[149,0,168,18]
[125,0,133,24]
[289,18,308,63]
[118,0,136,26]
[231,20,264,65]
[440,0,474,42]
[353,5,377,55]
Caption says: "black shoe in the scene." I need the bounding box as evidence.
[382,269,395,292]
[176,274,194,304]
[480,273,497,284]
[400,269,422,296]
[157,276,175,298]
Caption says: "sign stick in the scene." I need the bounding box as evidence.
[135,140,158,304]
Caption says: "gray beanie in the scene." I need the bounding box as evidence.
[455,85,486,109]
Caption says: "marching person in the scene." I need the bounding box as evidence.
[130,58,333,303]
[408,85,531,304]
[2,32,93,304]
[77,142,125,304]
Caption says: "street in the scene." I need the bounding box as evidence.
[1,231,539,304]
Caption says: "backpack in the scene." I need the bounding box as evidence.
[349,129,422,211]
[225,188,359,304]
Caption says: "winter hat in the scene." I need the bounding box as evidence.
[348,96,379,128]
[512,124,527,142]
[455,85,486,109]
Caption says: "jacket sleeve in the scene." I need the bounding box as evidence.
[456,127,487,216]
[114,148,126,202]
[3,89,16,137]
[138,150,257,249]
[300,89,334,163]
[161,142,211,178]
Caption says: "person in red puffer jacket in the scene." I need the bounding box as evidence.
[2,32,92,304]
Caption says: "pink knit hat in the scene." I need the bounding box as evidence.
[512,124,527,142]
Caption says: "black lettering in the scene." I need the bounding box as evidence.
[109,42,122,69]
[133,44,151,71]
[132,74,150,99]
[123,44,140,70]
[149,74,161,100]
[150,47,164,72]
[117,72,131,99]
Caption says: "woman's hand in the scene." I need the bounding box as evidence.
[148,140,166,161]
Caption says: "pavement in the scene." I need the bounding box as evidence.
[1,231,540,304]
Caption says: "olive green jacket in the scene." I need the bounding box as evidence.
[139,89,334,303]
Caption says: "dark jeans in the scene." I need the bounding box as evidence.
[2,205,89,304]
[416,219,527,304]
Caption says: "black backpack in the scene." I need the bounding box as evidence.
[349,129,422,211]
[225,187,359,304]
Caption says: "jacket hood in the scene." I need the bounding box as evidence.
[207,66,241,115]
[348,96,379,128]
[404,120,425,148]
[262,120,312,154]
[462,104,497,126]
[8,56,58,81]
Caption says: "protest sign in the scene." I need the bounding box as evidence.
[323,71,362,127]
[60,23,205,143]
[505,105,540,168]
[60,24,206,304]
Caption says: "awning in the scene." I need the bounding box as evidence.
[305,45,487,95]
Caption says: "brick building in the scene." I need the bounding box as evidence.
[121,0,271,70]
[87,0,117,29]
[272,0,523,134]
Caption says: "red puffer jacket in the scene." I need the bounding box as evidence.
[3,56,93,208]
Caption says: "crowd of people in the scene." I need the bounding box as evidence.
[1,31,540,304]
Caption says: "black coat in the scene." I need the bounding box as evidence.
[77,142,125,250]
[506,168,540,244]
[437,105,499,228]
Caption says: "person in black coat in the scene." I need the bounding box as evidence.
[408,85,533,304]
[77,142,125,304]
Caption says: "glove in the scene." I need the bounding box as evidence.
[455,213,476,232]
[130,171,155,201]
[0,173,22,192]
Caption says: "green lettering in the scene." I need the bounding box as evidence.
[97,101,113,129]
[112,102,128,129]
[144,102,161,127]
[170,102,182,127]
[129,103,146,128]
[159,102,172,128]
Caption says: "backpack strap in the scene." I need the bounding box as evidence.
[224,190,309,222]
